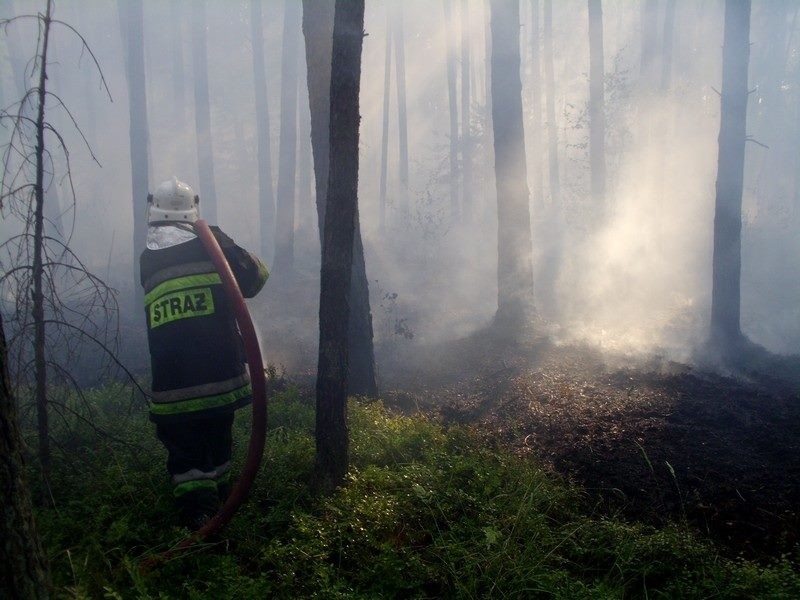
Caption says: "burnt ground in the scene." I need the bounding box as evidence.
[378,328,800,560]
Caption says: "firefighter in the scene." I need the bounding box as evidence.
[140,177,269,530]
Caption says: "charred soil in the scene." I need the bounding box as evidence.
[380,328,800,560]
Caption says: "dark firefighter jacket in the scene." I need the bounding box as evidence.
[140,226,268,423]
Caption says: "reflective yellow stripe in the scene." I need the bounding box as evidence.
[150,384,251,416]
[148,287,215,329]
[144,273,221,305]
[174,479,217,497]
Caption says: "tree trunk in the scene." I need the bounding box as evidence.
[529,0,543,213]
[302,0,377,398]
[119,0,149,298]
[251,0,276,262]
[169,0,186,129]
[0,314,49,600]
[640,0,659,87]
[33,0,53,484]
[588,0,606,206]
[379,12,392,233]
[314,0,366,493]
[491,0,535,329]
[660,0,676,92]
[191,0,218,224]
[443,0,460,219]
[274,0,301,275]
[460,0,473,220]
[393,2,409,213]
[542,0,559,202]
[710,0,751,348]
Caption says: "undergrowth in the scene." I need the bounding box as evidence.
[30,386,800,599]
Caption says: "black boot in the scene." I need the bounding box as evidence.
[177,487,220,531]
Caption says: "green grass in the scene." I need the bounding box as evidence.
[29,386,800,599]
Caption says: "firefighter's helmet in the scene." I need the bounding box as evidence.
[147,177,199,224]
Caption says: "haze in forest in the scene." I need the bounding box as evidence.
[1,0,798,377]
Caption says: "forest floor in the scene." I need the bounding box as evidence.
[376,327,800,561]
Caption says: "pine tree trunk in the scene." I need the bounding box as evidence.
[588,0,606,206]
[169,0,186,129]
[314,0,366,493]
[460,0,473,220]
[191,0,218,224]
[251,0,276,262]
[443,0,460,219]
[529,0,543,213]
[640,0,659,87]
[274,0,301,275]
[379,12,392,233]
[32,0,55,480]
[393,2,409,213]
[710,0,751,348]
[491,0,535,329]
[302,0,377,398]
[119,0,150,299]
[660,0,676,92]
[1,314,49,600]
[542,0,560,202]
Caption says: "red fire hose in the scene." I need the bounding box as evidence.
[142,219,268,567]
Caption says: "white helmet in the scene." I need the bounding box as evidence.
[147,177,199,224]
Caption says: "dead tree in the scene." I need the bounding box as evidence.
[1,0,124,483]
[314,0,366,492]
[0,313,49,600]
[250,0,275,262]
[588,0,606,206]
[710,0,751,350]
[302,0,376,398]
[491,0,535,329]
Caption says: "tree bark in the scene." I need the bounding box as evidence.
[660,0,676,92]
[640,0,659,87]
[314,0,366,493]
[191,0,218,224]
[710,0,751,348]
[119,0,150,298]
[33,0,55,479]
[1,314,49,599]
[250,0,276,262]
[169,0,186,129]
[274,0,301,275]
[302,0,377,398]
[379,11,392,233]
[460,0,473,220]
[443,0,460,219]
[393,2,409,213]
[529,0,543,212]
[491,0,535,328]
[588,0,606,206]
[542,0,560,202]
